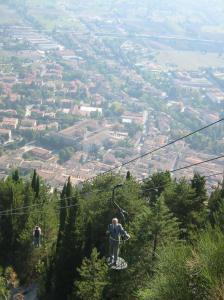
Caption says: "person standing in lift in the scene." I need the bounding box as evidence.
[33,226,42,247]
[107,218,130,266]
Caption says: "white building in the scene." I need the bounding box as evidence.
[73,105,103,117]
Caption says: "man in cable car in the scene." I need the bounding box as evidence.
[107,218,130,266]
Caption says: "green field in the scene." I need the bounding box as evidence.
[0,4,23,25]
[154,50,224,70]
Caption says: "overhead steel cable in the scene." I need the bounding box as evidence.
[170,155,224,173]
[142,172,223,193]
[0,119,223,216]
[0,168,223,216]
[0,203,42,214]
[89,118,224,179]
[0,187,106,216]
[0,191,104,216]
[0,203,79,217]
[55,31,224,44]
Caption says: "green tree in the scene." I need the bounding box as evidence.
[126,171,131,180]
[142,171,172,207]
[191,172,208,210]
[75,248,109,300]
[0,170,58,282]
[12,169,19,182]
[59,147,75,164]
[53,182,80,299]
[2,169,223,299]
[111,101,123,116]
[139,227,224,300]
[0,84,4,95]
[66,176,72,202]
[31,169,37,191]
[56,183,67,249]
[164,178,204,238]
[150,196,180,259]
[132,195,179,263]
[35,176,40,198]
[208,186,224,226]
[0,274,9,300]
[83,221,93,258]
[138,243,192,300]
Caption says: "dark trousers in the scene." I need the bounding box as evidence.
[34,236,41,247]
[109,239,120,263]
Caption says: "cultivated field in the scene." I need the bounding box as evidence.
[154,50,224,70]
[0,4,23,25]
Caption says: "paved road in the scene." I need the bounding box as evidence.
[54,30,224,45]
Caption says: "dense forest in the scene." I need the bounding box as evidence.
[0,169,224,299]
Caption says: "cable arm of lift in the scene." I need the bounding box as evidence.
[111,184,128,223]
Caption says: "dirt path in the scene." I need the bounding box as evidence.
[24,284,37,300]
[12,283,37,300]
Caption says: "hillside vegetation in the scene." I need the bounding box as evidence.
[0,170,224,299]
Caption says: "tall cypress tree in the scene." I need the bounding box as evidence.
[0,182,18,265]
[35,176,40,198]
[9,187,15,264]
[12,169,19,182]
[54,187,80,300]
[31,169,37,191]
[66,176,72,204]
[56,183,67,250]
[126,171,131,180]
[83,221,93,258]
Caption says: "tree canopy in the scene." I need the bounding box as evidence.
[0,169,223,299]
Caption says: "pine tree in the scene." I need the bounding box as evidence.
[74,248,109,300]
[164,178,199,238]
[208,186,223,226]
[150,196,180,259]
[191,172,208,210]
[134,195,179,260]
[142,171,172,207]
[0,170,218,299]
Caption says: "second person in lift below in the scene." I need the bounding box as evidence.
[107,218,130,266]
[33,225,42,247]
